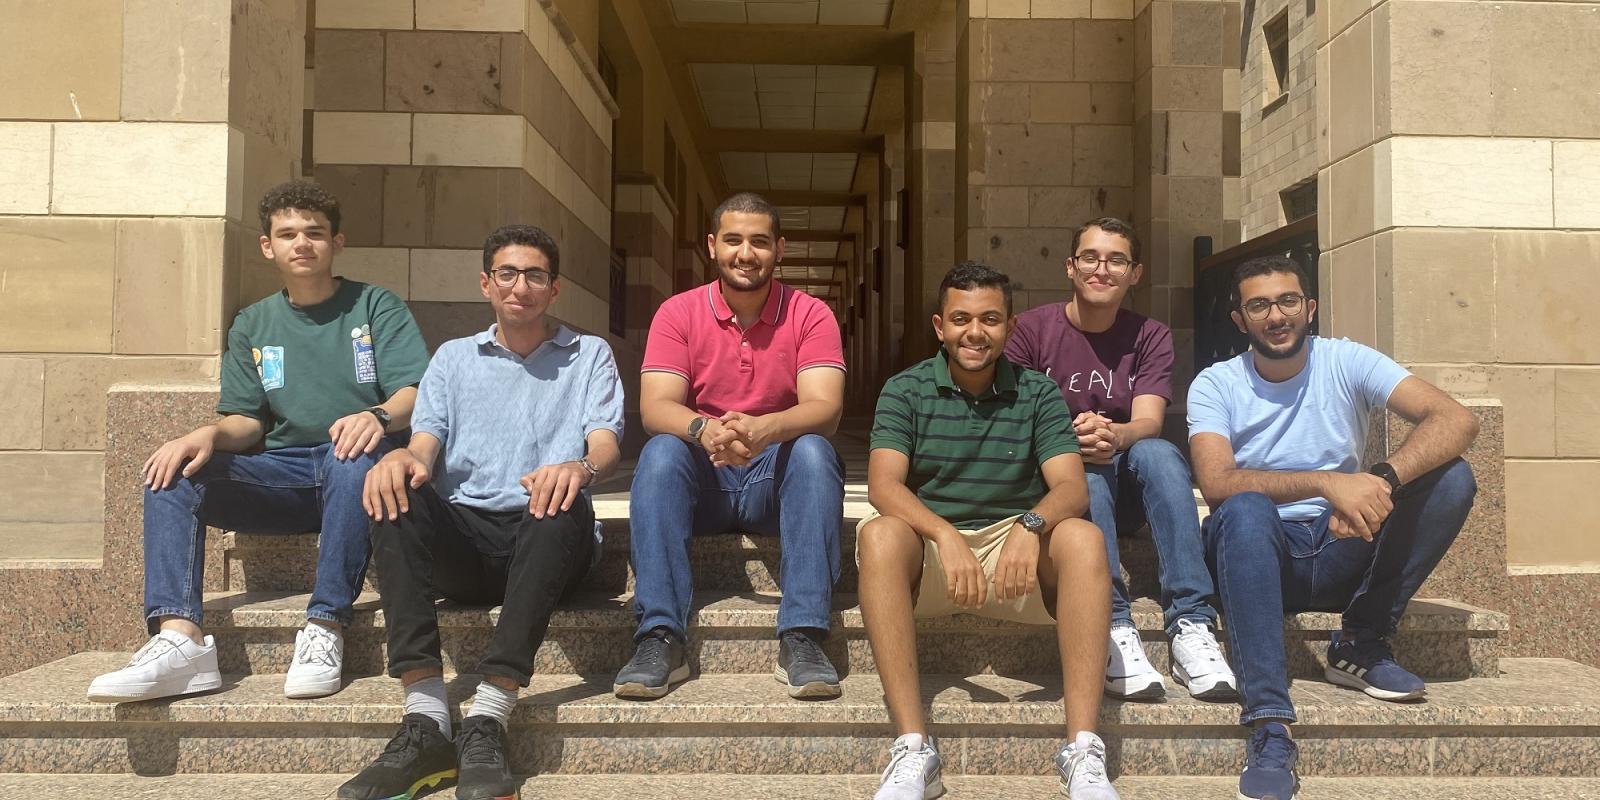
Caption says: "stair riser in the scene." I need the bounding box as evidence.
[210,626,1497,681]
[6,723,1597,777]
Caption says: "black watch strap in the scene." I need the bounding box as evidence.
[1368,461,1402,492]
[366,406,391,428]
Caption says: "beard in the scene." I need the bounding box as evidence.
[945,340,999,373]
[1247,321,1310,360]
[719,261,772,294]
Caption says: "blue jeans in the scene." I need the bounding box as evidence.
[1085,437,1218,636]
[629,433,844,639]
[142,442,392,634]
[1203,458,1477,725]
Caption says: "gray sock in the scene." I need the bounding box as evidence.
[464,681,518,729]
[403,676,451,738]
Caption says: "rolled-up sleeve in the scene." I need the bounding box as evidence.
[583,341,626,441]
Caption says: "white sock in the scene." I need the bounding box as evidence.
[464,681,518,729]
[403,676,451,738]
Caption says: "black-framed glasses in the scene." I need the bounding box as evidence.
[487,267,553,288]
[1242,293,1307,321]
[1070,253,1134,277]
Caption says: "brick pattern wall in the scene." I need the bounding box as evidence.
[1237,0,1318,238]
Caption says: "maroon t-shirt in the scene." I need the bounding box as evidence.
[1003,304,1174,424]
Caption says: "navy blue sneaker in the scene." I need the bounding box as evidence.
[1238,722,1298,800]
[1324,633,1426,701]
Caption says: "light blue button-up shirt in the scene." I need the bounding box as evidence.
[411,324,625,513]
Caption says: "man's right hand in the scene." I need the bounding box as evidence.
[1323,471,1394,541]
[701,418,755,467]
[364,448,430,521]
[936,529,988,609]
[143,427,217,491]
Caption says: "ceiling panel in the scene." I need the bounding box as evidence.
[721,154,859,192]
[692,63,877,131]
[671,0,889,25]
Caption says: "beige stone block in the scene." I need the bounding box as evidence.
[1168,176,1222,222]
[1494,230,1600,365]
[1091,0,1132,20]
[1029,83,1092,123]
[1324,0,1372,43]
[1490,1,1600,139]
[430,166,503,248]
[227,0,306,146]
[1555,370,1600,457]
[1090,82,1133,125]
[0,218,116,354]
[416,0,523,31]
[1328,13,1374,161]
[974,123,1074,186]
[1165,111,1221,177]
[0,0,121,120]
[383,166,431,247]
[337,248,412,297]
[1165,2,1222,67]
[1494,367,1556,458]
[317,0,415,29]
[41,356,217,450]
[1506,460,1600,567]
[52,122,230,216]
[1032,0,1091,18]
[114,219,228,356]
[0,358,45,450]
[0,123,52,214]
[312,112,412,165]
[1554,140,1600,229]
[0,453,104,526]
[1387,0,1491,137]
[385,31,503,113]
[979,19,1077,82]
[1389,137,1552,229]
[228,128,299,228]
[413,113,523,167]
[1074,20,1133,81]
[1154,66,1223,111]
[1388,228,1494,364]
[1325,237,1377,347]
[971,82,1032,124]
[970,0,989,17]
[121,0,231,121]
[312,164,385,246]
[1221,68,1240,114]
[410,248,487,302]
[1028,186,1097,229]
[981,186,1032,226]
[1073,124,1133,186]
[989,0,1030,17]
[1328,144,1375,248]
[549,276,610,336]
[313,30,386,111]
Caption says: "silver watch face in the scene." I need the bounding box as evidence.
[1021,512,1046,532]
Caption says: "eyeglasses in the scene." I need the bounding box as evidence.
[1070,253,1135,277]
[487,267,553,289]
[1241,293,1307,321]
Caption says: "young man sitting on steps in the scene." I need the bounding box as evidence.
[860,262,1120,800]
[338,225,624,800]
[1189,255,1479,800]
[87,180,429,704]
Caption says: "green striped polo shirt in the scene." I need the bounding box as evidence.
[870,351,1079,529]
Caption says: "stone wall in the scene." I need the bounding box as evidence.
[1237,0,1317,237]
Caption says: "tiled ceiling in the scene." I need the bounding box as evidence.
[671,0,891,26]
[782,241,841,260]
[776,205,847,231]
[777,265,841,280]
[721,152,858,191]
[692,63,876,130]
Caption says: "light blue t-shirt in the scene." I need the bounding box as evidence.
[1186,336,1411,521]
[411,324,625,513]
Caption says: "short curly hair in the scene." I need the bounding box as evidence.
[482,224,560,277]
[258,180,342,236]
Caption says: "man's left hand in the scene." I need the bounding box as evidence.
[329,410,386,461]
[710,411,775,467]
[521,461,591,519]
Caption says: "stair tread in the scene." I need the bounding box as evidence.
[1,774,1598,800]
[3,653,1594,728]
[199,589,1511,632]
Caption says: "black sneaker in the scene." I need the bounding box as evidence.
[613,627,690,699]
[337,713,457,800]
[775,628,841,699]
[455,715,519,800]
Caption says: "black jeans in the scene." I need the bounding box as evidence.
[371,483,594,686]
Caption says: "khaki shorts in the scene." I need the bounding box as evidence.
[855,511,1056,626]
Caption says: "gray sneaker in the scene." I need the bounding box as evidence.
[612,627,689,699]
[774,628,842,698]
[874,733,945,800]
[1054,731,1120,800]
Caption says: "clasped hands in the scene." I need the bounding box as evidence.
[695,411,775,467]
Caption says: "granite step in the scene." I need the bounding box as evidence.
[201,590,1505,680]
[4,774,1600,800]
[1,654,1596,776]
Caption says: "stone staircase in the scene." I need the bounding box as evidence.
[2,430,1599,798]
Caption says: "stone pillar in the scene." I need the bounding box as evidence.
[903,3,960,364]
[0,0,304,559]
[958,0,1138,320]
[1133,0,1241,403]
[1317,0,1600,571]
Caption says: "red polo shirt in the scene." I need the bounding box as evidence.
[642,280,846,417]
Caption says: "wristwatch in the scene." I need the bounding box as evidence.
[1367,461,1402,492]
[687,416,709,447]
[1019,511,1048,534]
[365,406,391,430]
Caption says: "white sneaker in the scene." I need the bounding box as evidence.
[1170,619,1239,700]
[283,623,344,699]
[1105,627,1165,699]
[874,733,946,800]
[87,630,221,703]
[1054,731,1121,800]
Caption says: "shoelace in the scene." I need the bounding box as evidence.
[631,632,670,670]
[1248,727,1296,770]
[784,632,828,666]
[1067,739,1111,786]
[128,635,179,668]
[373,720,426,767]
[884,742,933,785]
[1174,619,1226,664]
[1111,628,1151,667]
[458,721,505,767]
[295,626,340,668]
